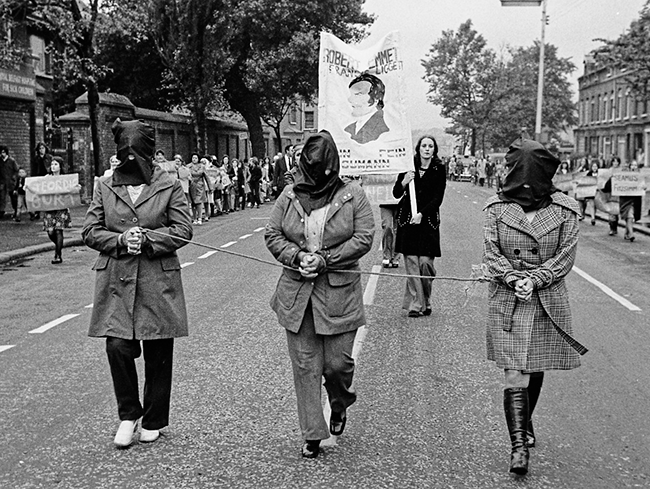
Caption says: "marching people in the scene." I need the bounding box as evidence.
[619,159,643,242]
[11,167,28,221]
[577,160,599,225]
[483,138,587,475]
[265,130,374,459]
[392,135,447,317]
[248,156,262,208]
[30,142,52,220]
[0,145,19,219]
[82,119,193,448]
[188,153,211,224]
[41,157,72,264]
[601,156,621,236]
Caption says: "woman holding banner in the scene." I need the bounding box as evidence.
[392,135,447,318]
[619,159,643,242]
[483,138,587,475]
[265,130,374,459]
[43,157,71,264]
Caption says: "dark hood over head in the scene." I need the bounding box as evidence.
[293,130,344,215]
[111,119,155,186]
[499,138,560,211]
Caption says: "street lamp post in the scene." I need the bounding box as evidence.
[501,0,548,142]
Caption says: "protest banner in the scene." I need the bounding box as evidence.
[611,171,646,197]
[573,174,597,200]
[552,172,575,193]
[596,168,611,189]
[361,174,400,205]
[319,31,416,213]
[25,174,81,212]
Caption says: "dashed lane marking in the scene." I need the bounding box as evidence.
[181,262,194,268]
[221,241,237,248]
[254,227,265,232]
[29,314,80,334]
[239,234,253,240]
[0,345,15,353]
[198,251,218,259]
[573,266,641,312]
[85,304,93,308]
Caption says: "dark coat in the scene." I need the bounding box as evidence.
[265,183,375,335]
[393,161,447,257]
[344,109,389,144]
[0,156,19,187]
[483,192,586,371]
[82,166,193,340]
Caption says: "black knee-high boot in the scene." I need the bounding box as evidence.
[526,373,544,447]
[504,387,530,475]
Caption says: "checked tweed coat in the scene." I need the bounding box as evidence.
[483,192,587,372]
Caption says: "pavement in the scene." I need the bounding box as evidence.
[1,199,649,265]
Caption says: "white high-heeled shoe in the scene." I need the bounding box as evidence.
[114,419,139,448]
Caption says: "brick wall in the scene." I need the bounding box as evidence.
[0,99,34,176]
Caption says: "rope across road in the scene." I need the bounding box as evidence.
[145,228,491,283]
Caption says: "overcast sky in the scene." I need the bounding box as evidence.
[357,0,647,130]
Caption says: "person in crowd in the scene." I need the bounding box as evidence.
[188,153,210,224]
[82,119,192,448]
[154,149,166,165]
[619,159,644,242]
[203,157,216,220]
[220,157,232,213]
[485,156,496,189]
[174,154,192,208]
[483,138,587,476]
[262,156,274,201]
[476,157,487,187]
[11,167,28,222]
[210,156,224,216]
[236,158,246,210]
[558,161,570,174]
[272,145,294,197]
[392,135,447,317]
[265,130,374,459]
[37,157,72,264]
[248,156,262,208]
[228,158,239,211]
[284,143,303,186]
[577,160,600,225]
[30,142,52,220]
[602,156,621,236]
[104,155,121,178]
[0,145,19,218]
[242,159,252,208]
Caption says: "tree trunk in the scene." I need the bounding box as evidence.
[225,65,265,158]
[274,125,282,156]
[192,101,207,155]
[470,128,477,157]
[87,81,101,177]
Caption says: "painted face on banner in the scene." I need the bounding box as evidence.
[348,80,375,118]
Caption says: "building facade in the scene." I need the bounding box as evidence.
[575,56,649,166]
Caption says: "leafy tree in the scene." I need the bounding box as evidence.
[223,0,373,157]
[422,20,504,156]
[0,2,31,68]
[594,1,650,100]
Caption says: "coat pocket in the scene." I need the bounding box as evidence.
[160,255,181,271]
[92,254,110,270]
[274,272,301,310]
[326,272,361,317]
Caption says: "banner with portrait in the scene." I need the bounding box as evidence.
[318,31,414,176]
[25,174,81,212]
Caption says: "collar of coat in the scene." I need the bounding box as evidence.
[284,183,355,221]
[483,191,580,242]
[100,166,174,211]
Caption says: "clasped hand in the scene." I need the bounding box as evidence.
[514,277,534,302]
[120,227,144,255]
[298,252,326,279]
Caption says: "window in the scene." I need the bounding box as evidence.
[610,94,616,121]
[617,90,623,119]
[304,110,315,129]
[289,106,298,124]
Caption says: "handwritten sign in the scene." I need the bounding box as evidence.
[574,175,597,199]
[318,31,414,176]
[611,171,646,197]
[361,174,400,205]
[25,174,81,211]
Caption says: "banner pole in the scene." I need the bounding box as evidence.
[408,180,418,217]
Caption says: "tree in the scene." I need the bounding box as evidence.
[422,20,504,156]
[489,42,577,149]
[594,1,650,100]
[222,0,373,157]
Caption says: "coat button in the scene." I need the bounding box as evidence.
[514,249,520,255]
[335,203,339,207]
[530,248,538,255]
[120,219,125,223]
[132,217,138,223]
[119,277,124,281]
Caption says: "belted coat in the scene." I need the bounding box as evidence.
[265,182,375,335]
[82,166,193,340]
[483,192,587,372]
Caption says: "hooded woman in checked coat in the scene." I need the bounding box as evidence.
[483,139,588,476]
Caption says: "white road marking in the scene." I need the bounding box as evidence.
[250,217,268,220]
[0,345,15,353]
[221,241,237,248]
[573,266,642,312]
[29,314,80,334]
[198,251,218,259]
[181,262,194,268]
[322,265,379,447]
[472,201,478,204]
[239,234,253,240]
[253,227,265,232]
[84,303,93,308]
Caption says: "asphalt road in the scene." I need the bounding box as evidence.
[1,183,649,488]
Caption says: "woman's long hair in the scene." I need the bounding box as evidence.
[414,135,442,170]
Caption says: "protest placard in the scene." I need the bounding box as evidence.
[361,174,400,205]
[574,174,597,199]
[596,168,611,189]
[552,172,574,193]
[25,174,81,212]
[318,31,414,176]
[611,171,646,197]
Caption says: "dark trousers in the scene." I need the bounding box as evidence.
[106,337,174,430]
